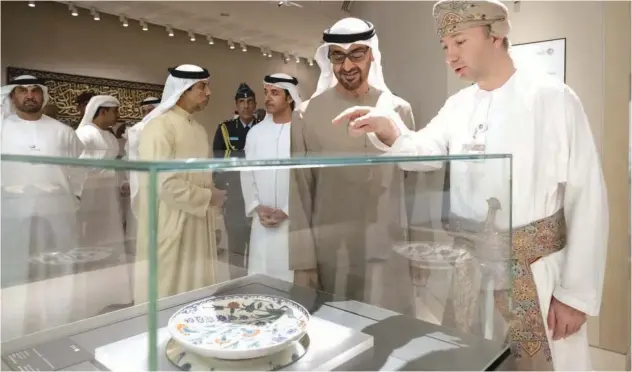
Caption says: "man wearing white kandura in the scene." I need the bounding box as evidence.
[332,0,608,371]
[241,73,302,283]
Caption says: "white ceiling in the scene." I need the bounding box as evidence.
[66,1,352,60]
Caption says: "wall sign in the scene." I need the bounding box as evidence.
[509,38,566,82]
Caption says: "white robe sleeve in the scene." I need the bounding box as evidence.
[541,84,609,317]
[65,129,87,198]
[366,95,455,171]
[240,130,260,217]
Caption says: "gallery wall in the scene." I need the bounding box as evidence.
[352,0,631,356]
[0,1,320,143]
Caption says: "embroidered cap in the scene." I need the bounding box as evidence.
[433,0,510,38]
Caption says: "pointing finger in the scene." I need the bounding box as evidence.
[332,106,372,125]
[349,115,373,131]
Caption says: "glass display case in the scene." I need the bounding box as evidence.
[0,152,513,371]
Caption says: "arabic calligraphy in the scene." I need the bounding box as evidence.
[7,67,163,127]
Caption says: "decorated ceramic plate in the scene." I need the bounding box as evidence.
[68,247,114,263]
[29,251,74,265]
[29,247,114,265]
[165,333,309,371]
[167,294,310,360]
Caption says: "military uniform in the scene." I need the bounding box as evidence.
[212,83,263,278]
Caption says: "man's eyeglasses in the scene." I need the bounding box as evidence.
[328,47,370,65]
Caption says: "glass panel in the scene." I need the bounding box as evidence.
[1,153,512,370]
[1,158,137,337]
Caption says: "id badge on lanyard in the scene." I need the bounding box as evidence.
[462,122,489,156]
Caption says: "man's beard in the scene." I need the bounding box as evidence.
[335,68,364,91]
[17,100,43,114]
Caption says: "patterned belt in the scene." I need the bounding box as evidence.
[449,208,567,366]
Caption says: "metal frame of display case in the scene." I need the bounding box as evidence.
[0,153,513,371]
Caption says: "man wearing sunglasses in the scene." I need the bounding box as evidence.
[332,1,607,370]
[289,17,416,315]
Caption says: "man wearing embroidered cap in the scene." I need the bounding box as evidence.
[0,75,85,336]
[130,64,226,303]
[334,1,607,370]
[75,95,133,314]
[241,73,301,282]
[212,82,263,278]
[290,17,415,314]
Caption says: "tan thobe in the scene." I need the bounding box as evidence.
[133,106,218,303]
[290,87,416,314]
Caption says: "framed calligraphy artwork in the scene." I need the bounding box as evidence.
[6,67,163,127]
[509,38,566,82]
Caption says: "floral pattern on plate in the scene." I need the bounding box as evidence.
[165,333,309,371]
[167,294,310,360]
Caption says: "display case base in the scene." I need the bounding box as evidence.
[165,334,310,371]
[94,316,373,371]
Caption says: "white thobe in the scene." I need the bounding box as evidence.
[0,114,85,339]
[240,117,293,282]
[75,123,125,250]
[369,68,608,368]
[75,123,132,318]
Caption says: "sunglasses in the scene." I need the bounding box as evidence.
[328,47,370,64]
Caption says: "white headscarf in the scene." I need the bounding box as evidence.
[311,17,390,99]
[0,75,50,119]
[127,64,210,149]
[263,73,302,110]
[78,95,119,128]
[127,64,210,217]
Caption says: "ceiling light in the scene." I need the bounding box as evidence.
[68,3,78,16]
[240,43,247,52]
[260,47,267,56]
[207,35,214,45]
[28,1,35,7]
[165,25,174,37]
[188,30,196,42]
[91,7,100,21]
[140,19,148,31]
[119,15,128,27]
[228,40,235,50]
[295,56,300,63]
[513,1,521,12]
[308,59,314,66]
[267,52,273,58]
